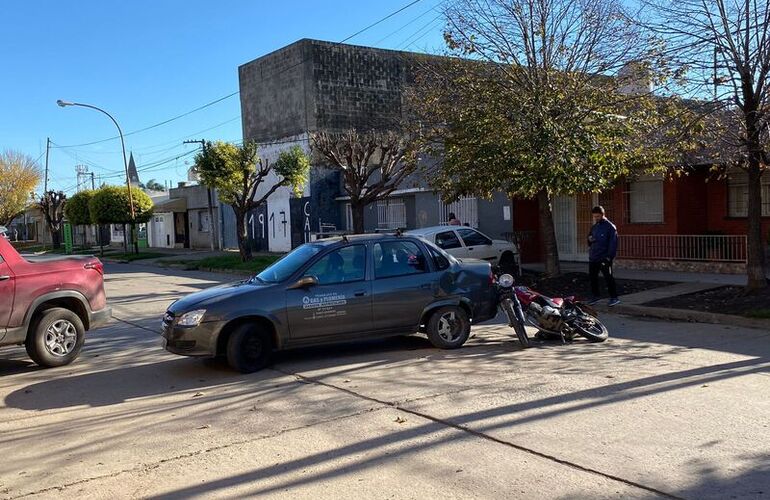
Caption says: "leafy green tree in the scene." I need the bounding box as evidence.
[412,0,693,275]
[310,129,418,234]
[194,141,310,261]
[0,150,40,226]
[89,186,153,252]
[143,179,166,191]
[89,186,153,225]
[65,190,95,247]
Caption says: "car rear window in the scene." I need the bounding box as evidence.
[374,241,428,278]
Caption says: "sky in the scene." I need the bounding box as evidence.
[1,0,446,195]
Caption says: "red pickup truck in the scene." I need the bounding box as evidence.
[0,236,111,367]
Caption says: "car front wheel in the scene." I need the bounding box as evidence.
[226,324,273,373]
[26,307,85,368]
[426,306,470,349]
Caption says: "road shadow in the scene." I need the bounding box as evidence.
[149,353,770,499]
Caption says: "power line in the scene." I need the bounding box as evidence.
[51,0,424,150]
[373,3,440,46]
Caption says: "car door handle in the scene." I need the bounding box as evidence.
[467,247,474,251]
[354,290,367,297]
[0,275,10,281]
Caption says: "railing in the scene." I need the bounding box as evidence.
[618,234,748,263]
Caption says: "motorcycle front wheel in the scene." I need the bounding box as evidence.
[572,314,609,342]
[502,299,530,348]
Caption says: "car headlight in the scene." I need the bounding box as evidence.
[177,309,206,327]
[498,274,515,288]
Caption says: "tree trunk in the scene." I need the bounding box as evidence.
[51,229,61,250]
[537,190,561,276]
[235,210,252,261]
[352,202,365,234]
[745,160,768,290]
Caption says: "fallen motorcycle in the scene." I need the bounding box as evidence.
[495,273,609,344]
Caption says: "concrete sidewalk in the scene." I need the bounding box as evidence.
[525,262,749,285]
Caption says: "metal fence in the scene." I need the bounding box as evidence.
[377,199,407,229]
[618,234,748,263]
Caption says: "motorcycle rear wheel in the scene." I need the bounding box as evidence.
[573,314,609,342]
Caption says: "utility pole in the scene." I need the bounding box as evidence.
[44,137,51,193]
[90,172,95,190]
[183,139,216,251]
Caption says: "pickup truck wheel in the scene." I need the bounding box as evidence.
[26,308,85,368]
[427,306,470,349]
[226,324,273,373]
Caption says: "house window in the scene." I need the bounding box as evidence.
[376,198,406,229]
[629,179,664,223]
[728,172,770,217]
[438,196,478,227]
[198,210,211,232]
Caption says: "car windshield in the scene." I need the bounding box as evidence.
[253,244,324,284]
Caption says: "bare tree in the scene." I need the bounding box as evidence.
[642,0,770,289]
[311,129,418,233]
[39,191,67,249]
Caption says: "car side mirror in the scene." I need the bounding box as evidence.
[288,276,318,289]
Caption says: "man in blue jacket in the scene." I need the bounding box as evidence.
[587,206,620,306]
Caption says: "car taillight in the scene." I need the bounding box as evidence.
[489,272,495,285]
[85,261,104,275]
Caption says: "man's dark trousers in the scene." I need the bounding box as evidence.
[589,260,618,298]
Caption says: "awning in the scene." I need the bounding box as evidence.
[152,197,187,212]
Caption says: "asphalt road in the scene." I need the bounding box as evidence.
[1,263,769,499]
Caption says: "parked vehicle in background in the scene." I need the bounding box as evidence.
[0,226,8,239]
[0,236,111,367]
[162,233,497,373]
[406,226,520,274]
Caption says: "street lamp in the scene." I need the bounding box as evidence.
[57,99,137,253]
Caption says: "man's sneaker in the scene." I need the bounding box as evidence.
[586,297,600,305]
[608,298,621,307]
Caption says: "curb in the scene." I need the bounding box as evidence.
[595,303,770,331]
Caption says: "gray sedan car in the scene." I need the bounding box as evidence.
[162,233,497,372]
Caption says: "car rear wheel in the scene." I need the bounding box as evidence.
[226,323,273,373]
[26,307,85,368]
[427,306,470,349]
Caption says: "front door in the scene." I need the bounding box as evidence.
[286,244,372,341]
[0,258,15,337]
[371,240,437,332]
